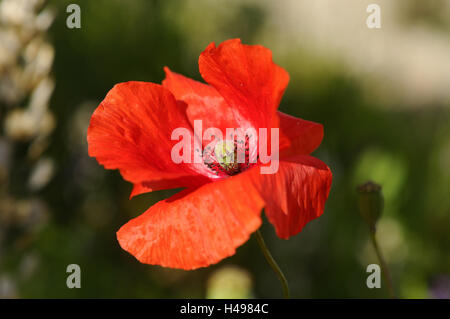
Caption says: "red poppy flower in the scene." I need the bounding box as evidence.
[87,39,332,270]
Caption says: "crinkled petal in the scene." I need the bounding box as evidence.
[199,39,289,130]
[87,82,214,196]
[162,67,245,133]
[257,155,332,239]
[117,155,331,269]
[277,112,324,156]
[163,67,321,156]
[117,172,265,270]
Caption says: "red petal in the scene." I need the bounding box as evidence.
[117,155,331,269]
[256,155,332,239]
[117,172,265,270]
[87,82,214,196]
[278,112,324,156]
[199,39,289,130]
[163,67,323,156]
[162,67,242,134]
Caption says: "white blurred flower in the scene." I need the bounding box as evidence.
[0,30,21,71]
[4,107,54,141]
[22,41,54,89]
[28,157,54,191]
[0,0,45,30]
[0,275,17,298]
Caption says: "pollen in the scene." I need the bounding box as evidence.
[204,136,257,176]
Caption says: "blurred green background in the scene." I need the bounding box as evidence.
[0,0,449,298]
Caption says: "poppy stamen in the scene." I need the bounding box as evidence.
[204,136,256,176]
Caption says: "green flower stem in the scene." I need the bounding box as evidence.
[369,230,396,299]
[254,230,290,299]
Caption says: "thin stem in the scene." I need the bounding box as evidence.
[254,230,290,299]
[369,230,396,299]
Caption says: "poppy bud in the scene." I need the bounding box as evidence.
[356,181,384,233]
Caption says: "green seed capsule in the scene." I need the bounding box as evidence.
[356,181,384,232]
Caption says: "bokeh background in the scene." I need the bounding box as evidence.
[1,0,449,298]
